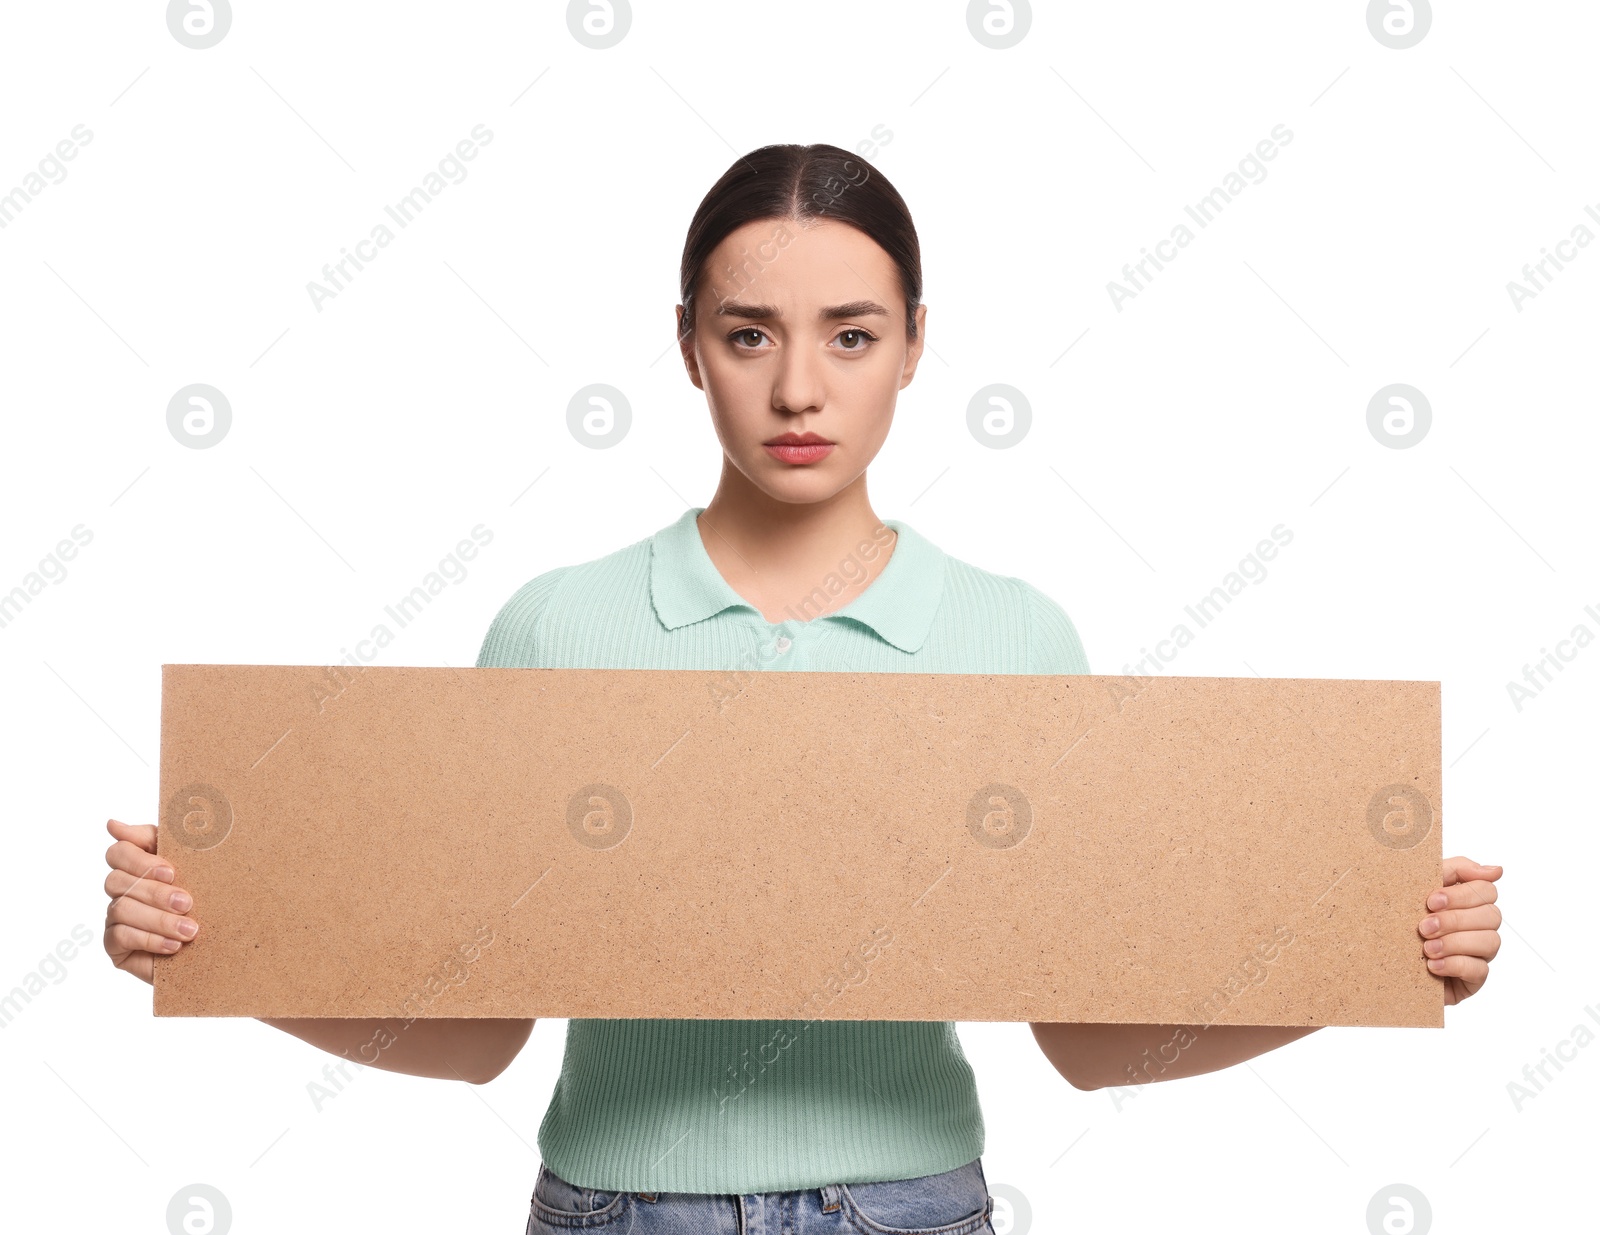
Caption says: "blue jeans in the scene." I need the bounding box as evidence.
[524,1157,995,1234]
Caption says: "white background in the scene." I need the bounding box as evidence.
[1,2,1594,1232]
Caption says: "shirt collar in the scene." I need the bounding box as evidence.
[649,505,944,653]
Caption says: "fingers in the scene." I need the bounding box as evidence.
[103,918,177,986]
[1424,878,1498,914]
[1440,856,1503,888]
[1419,875,1499,1000]
[1425,952,1489,988]
[104,921,182,959]
[105,895,199,949]
[103,818,190,988]
[1419,901,1502,940]
[106,817,157,853]
[105,838,175,885]
[103,867,193,914]
[1420,927,1500,963]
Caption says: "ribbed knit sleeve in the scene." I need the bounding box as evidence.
[475,566,573,669]
[1020,580,1091,675]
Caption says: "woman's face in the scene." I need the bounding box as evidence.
[678,216,926,505]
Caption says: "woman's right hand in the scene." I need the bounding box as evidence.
[102,818,200,984]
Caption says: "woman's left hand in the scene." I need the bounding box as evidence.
[1419,856,1503,1005]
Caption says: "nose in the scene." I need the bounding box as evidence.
[771,340,827,416]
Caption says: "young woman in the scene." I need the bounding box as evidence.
[102,143,1503,1233]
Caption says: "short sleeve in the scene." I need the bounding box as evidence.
[1019,580,1090,675]
[475,566,572,668]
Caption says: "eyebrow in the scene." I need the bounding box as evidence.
[713,299,891,322]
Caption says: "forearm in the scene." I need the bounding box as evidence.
[261,1016,535,1084]
[1030,1021,1319,1090]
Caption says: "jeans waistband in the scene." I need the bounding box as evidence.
[629,1183,845,1207]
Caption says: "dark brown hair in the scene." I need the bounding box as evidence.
[677,143,922,342]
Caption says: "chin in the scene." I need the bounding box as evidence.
[754,471,842,506]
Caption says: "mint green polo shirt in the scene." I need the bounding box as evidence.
[475,505,1090,1193]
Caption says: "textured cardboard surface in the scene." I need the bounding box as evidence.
[154,664,1444,1026]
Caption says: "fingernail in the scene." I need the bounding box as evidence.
[1427,893,1447,910]
[154,867,175,883]
[162,937,182,952]
[1424,939,1443,956]
[1426,957,1444,970]
[1421,917,1439,935]
[176,919,198,939]
[170,891,192,912]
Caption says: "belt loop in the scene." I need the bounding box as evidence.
[819,1182,842,1213]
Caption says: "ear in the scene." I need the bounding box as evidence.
[899,303,927,390]
[676,304,704,391]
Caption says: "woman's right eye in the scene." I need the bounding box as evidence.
[730,328,768,349]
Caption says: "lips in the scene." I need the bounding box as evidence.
[762,432,835,465]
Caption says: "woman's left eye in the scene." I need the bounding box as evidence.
[836,329,876,350]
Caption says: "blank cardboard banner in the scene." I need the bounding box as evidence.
[153,664,1444,1027]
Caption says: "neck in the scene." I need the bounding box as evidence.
[696,470,896,623]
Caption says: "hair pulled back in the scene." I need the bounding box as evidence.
[677,143,922,341]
